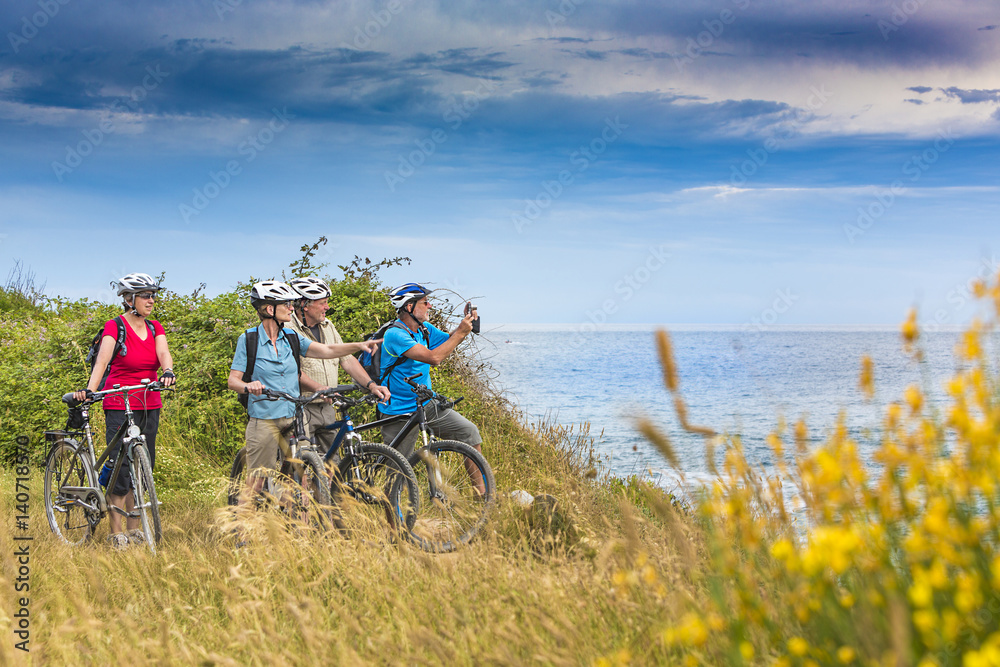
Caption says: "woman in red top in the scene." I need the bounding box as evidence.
[74,273,176,549]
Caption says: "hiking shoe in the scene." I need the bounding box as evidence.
[108,533,130,551]
[127,529,146,545]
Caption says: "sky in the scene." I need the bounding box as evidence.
[1,0,998,327]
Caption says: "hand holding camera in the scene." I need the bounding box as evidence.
[464,301,481,334]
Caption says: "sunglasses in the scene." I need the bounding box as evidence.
[136,292,157,300]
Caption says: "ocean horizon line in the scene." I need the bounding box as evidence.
[487,323,967,333]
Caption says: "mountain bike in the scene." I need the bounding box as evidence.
[227,385,419,541]
[368,374,496,553]
[43,379,168,553]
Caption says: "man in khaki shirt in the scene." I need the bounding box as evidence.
[288,277,390,453]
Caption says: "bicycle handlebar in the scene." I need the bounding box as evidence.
[402,374,463,410]
[63,379,171,408]
[251,383,363,405]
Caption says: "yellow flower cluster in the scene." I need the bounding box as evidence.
[610,551,664,599]
[636,270,1000,665]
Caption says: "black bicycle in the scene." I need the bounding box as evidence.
[366,375,496,553]
[43,380,168,552]
[228,385,419,541]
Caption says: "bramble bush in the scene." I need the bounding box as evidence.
[0,248,408,475]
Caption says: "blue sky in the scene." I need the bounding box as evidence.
[1,0,998,326]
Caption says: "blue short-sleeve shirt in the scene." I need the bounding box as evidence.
[231,324,311,419]
[380,321,449,415]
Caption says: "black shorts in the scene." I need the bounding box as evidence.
[103,409,160,496]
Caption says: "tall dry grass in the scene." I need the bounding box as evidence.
[0,368,696,666]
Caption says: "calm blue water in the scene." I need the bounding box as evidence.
[474,326,975,489]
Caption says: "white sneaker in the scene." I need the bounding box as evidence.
[108,533,130,551]
[127,529,146,545]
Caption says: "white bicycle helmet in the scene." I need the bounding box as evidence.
[115,272,160,296]
[250,280,299,309]
[389,283,432,311]
[290,276,332,300]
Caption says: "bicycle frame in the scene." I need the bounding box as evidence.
[47,381,163,523]
[315,390,443,464]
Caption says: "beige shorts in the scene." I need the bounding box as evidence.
[303,401,340,452]
[245,417,293,478]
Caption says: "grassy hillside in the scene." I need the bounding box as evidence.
[2,255,1000,665]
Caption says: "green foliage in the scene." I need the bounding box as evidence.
[337,254,410,284]
[0,243,411,476]
[286,235,331,279]
[0,285,41,314]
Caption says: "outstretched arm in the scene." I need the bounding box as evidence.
[402,314,475,366]
[305,339,380,359]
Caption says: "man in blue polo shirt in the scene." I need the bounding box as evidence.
[227,280,379,506]
[378,283,481,462]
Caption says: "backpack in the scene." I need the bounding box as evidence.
[85,316,155,391]
[356,320,422,387]
[238,327,302,410]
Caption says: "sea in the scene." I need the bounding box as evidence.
[473,325,978,492]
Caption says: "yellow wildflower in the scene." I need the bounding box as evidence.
[859,355,875,399]
[788,636,809,656]
[913,608,937,634]
[902,308,919,345]
[909,579,933,608]
[837,646,856,664]
[740,642,754,660]
[905,385,923,414]
[662,613,708,647]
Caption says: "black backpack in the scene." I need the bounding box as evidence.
[85,316,155,391]
[356,320,423,387]
[238,327,302,410]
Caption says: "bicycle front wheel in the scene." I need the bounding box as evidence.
[407,440,495,553]
[131,443,161,552]
[44,440,97,546]
[333,442,419,543]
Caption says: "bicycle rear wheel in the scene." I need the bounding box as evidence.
[44,440,97,546]
[131,443,161,552]
[407,440,495,553]
[333,442,419,543]
[228,447,247,506]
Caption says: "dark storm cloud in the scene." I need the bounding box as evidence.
[941,87,1000,104]
[0,40,517,123]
